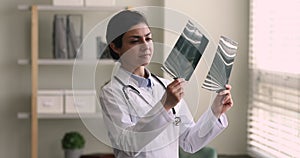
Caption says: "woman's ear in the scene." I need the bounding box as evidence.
[109,43,121,56]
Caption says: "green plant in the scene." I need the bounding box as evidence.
[62,131,85,150]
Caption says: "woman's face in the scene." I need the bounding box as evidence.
[111,23,153,71]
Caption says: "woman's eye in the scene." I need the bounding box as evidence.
[146,37,152,41]
[130,40,139,44]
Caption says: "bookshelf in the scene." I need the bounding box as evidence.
[18,4,126,158]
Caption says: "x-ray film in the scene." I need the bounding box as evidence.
[162,20,209,81]
[202,36,238,92]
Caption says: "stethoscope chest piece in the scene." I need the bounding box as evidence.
[174,116,181,126]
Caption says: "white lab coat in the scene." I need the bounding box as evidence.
[99,64,228,158]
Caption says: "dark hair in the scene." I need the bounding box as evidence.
[106,10,149,60]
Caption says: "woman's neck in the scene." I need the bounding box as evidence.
[121,65,146,78]
[133,66,146,78]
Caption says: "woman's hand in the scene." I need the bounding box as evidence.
[211,84,233,118]
[161,78,185,111]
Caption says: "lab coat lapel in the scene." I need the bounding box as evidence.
[113,63,151,118]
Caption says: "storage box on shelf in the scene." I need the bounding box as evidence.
[85,0,115,6]
[37,89,97,115]
[65,90,96,113]
[37,90,64,114]
[53,0,84,6]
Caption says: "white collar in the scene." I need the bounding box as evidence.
[113,62,153,88]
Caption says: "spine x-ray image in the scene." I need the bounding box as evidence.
[202,36,238,92]
[162,20,209,81]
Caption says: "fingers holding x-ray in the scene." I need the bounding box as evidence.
[211,84,233,118]
[162,78,186,111]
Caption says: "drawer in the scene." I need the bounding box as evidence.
[65,90,96,113]
[38,90,64,114]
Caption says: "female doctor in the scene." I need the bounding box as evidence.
[99,10,233,158]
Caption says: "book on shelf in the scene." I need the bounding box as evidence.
[202,36,238,92]
[53,15,68,59]
[161,20,209,81]
[53,14,83,59]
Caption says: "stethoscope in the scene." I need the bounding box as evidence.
[114,73,181,126]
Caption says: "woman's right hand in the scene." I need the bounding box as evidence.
[161,78,186,111]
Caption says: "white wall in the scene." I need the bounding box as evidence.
[164,0,249,155]
[0,0,248,157]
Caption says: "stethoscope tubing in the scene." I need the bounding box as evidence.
[114,73,177,115]
[114,73,181,126]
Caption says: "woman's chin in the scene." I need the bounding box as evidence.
[140,61,151,67]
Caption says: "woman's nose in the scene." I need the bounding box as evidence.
[140,38,150,50]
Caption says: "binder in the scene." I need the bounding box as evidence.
[67,15,83,59]
[53,14,83,59]
[53,15,68,59]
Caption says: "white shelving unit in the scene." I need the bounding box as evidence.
[18,4,127,11]
[17,112,100,119]
[18,4,126,158]
[17,58,114,65]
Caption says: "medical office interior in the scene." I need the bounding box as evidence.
[1,0,299,158]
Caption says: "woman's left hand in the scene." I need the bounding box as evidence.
[211,84,233,118]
